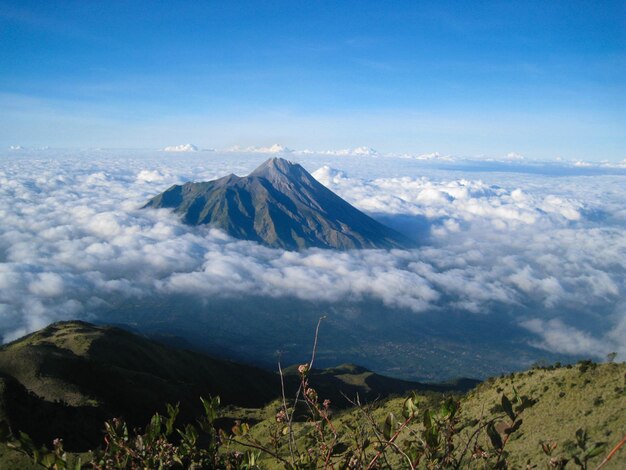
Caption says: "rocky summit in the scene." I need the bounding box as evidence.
[144,157,411,250]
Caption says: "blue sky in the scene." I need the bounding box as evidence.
[1,1,624,160]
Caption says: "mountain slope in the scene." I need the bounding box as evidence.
[0,321,464,451]
[0,321,280,449]
[282,363,478,400]
[240,362,625,469]
[458,362,626,468]
[144,157,411,250]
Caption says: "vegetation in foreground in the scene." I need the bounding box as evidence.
[0,322,624,469]
[0,321,471,456]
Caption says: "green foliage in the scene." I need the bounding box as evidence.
[8,434,81,470]
[5,375,623,470]
[578,360,597,374]
[569,428,606,469]
[99,396,237,469]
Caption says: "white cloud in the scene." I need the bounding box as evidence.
[595,159,626,169]
[28,272,65,297]
[136,169,167,183]
[312,166,586,230]
[311,165,348,185]
[163,143,199,152]
[0,150,624,363]
[521,318,608,357]
[300,146,379,157]
[227,144,293,154]
[503,152,525,161]
[413,152,454,161]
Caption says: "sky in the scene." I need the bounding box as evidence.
[0,1,625,161]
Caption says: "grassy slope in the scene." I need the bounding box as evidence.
[461,362,626,467]
[0,321,281,450]
[0,322,451,453]
[0,443,37,470]
[0,320,280,407]
[239,362,625,469]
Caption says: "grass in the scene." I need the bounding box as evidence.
[460,362,626,467]
[226,362,625,469]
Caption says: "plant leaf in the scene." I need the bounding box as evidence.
[487,422,503,450]
[383,413,395,441]
[502,395,515,422]
[584,442,606,459]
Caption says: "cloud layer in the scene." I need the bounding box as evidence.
[0,150,624,363]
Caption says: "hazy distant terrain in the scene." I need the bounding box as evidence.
[0,149,624,380]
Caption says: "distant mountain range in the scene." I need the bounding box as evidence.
[144,157,411,250]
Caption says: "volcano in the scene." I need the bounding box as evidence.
[144,157,411,250]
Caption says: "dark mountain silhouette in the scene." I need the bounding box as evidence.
[144,157,412,250]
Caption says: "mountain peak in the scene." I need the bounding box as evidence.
[144,159,412,250]
[249,157,309,182]
[251,156,293,172]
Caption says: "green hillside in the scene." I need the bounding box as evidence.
[0,322,623,469]
[0,321,457,453]
[227,362,624,469]
[460,362,626,467]
[0,321,280,451]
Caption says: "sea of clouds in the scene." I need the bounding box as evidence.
[0,149,624,363]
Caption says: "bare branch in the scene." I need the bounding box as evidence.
[594,434,626,470]
[277,356,296,462]
[309,315,326,370]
